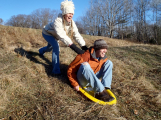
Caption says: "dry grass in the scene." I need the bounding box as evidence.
[0,25,161,120]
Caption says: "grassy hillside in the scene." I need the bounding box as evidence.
[0,25,161,120]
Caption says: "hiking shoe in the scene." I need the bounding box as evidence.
[95,89,114,102]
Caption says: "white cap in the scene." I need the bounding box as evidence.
[60,0,75,15]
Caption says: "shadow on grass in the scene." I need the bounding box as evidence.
[14,47,71,87]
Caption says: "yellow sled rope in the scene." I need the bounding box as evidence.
[79,87,117,105]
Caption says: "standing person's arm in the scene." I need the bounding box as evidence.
[69,44,84,54]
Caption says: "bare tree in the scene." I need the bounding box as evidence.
[30,8,59,29]
[80,9,96,35]
[150,0,161,24]
[39,8,56,28]
[133,0,150,42]
[148,0,161,44]
[30,9,43,29]
[0,18,3,25]
[5,8,59,29]
[6,14,26,27]
[81,0,132,38]
[75,20,86,34]
[5,14,32,28]
[24,15,32,28]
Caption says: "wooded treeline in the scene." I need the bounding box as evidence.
[77,0,161,44]
[1,0,161,44]
[4,8,59,29]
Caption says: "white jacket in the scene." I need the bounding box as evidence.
[42,13,85,47]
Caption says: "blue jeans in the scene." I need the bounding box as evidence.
[39,33,61,74]
[77,60,113,93]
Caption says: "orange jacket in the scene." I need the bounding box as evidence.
[67,47,108,87]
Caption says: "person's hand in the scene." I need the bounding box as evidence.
[70,44,84,54]
[81,45,88,51]
[74,85,80,91]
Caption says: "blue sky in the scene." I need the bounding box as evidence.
[0,0,90,22]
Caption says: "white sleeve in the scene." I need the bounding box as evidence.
[54,17,73,46]
[72,21,86,47]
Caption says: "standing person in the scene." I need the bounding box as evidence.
[39,0,88,75]
[67,39,114,102]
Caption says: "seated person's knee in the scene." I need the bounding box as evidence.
[81,62,90,70]
[82,62,88,65]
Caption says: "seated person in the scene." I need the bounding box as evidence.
[67,39,114,102]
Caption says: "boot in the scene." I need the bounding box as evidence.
[95,89,114,102]
[39,47,46,56]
